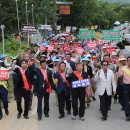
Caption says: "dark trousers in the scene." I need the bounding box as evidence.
[29,91,33,109]
[12,73,18,98]
[72,88,86,117]
[37,92,50,117]
[0,86,8,116]
[33,79,38,94]
[99,90,111,117]
[16,88,30,116]
[57,90,71,116]
[114,85,124,107]
[123,84,130,117]
[108,96,112,109]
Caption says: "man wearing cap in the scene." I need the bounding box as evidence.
[67,62,90,121]
[82,56,95,107]
[101,46,107,61]
[118,56,130,121]
[114,57,126,107]
[0,60,9,120]
[0,54,11,68]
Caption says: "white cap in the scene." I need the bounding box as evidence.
[87,54,92,58]
[0,60,3,63]
[111,52,117,56]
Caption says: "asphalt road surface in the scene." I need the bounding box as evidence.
[0,92,130,130]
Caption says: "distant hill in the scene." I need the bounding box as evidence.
[100,0,130,3]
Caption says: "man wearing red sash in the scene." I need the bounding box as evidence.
[31,60,54,120]
[12,60,34,119]
[54,62,71,119]
[67,62,90,121]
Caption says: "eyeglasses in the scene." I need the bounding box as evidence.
[103,64,108,66]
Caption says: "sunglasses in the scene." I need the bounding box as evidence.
[103,64,108,66]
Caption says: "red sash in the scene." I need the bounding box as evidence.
[19,68,30,91]
[59,71,67,83]
[59,71,70,87]
[29,60,33,66]
[40,68,51,93]
[73,71,83,80]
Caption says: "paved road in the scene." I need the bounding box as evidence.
[0,92,130,130]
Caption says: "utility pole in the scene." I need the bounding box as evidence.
[1,25,5,54]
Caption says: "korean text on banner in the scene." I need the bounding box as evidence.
[0,69,9,80]
[102,30,120,41]
[79,29,94,40]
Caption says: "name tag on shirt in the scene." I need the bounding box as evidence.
[71,79,90,89]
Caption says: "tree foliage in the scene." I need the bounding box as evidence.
[0,0,130,33]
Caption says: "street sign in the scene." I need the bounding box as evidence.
[66,26,71,32]
[79,29,94,40]
[21,25,37,34]
[60,5,70,15]
[102,30,120,40]
[57,25,61,30]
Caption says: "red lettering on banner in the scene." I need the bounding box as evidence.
[74,47,84,54]
[106,47,116,54]
[87,42,96,49]
[0,70,9,80]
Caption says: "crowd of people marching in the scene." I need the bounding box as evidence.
[0,32,130,122]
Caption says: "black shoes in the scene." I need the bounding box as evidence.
[126,116,130,121]
[24,115,29,119]
[80,117,85,121]
[17,113,29,119]
[17,113,21,119]
[5,109,9,115]
[67,111,71,115]
[45,114,49,118]
[38,116,42,120]
[38,116,42,121]
[59,114,64,119]
[92,96,96,101]
[101,116,107,121]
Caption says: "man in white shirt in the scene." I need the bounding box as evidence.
[95,60,116,120]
